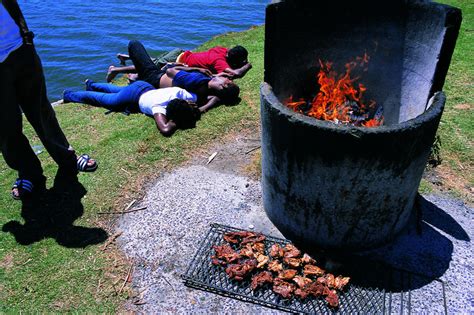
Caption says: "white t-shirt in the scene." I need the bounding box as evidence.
[138,87,197,116]
[0,4,24,63]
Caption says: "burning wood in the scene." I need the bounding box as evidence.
[285,53,383,127]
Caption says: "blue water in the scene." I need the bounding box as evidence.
[20,0,269,100]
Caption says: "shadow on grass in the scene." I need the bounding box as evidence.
[2,176,108,248]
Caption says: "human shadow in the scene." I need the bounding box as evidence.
[297,195,469,293]
[2,176,108,248]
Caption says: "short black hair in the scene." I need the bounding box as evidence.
[166,99,201,129]
[227,46,248,69]
[215,82,240,104]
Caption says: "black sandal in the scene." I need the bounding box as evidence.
[77,154,98,172]
[11,178,34,200]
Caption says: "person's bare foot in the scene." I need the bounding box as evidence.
[127,73,138,83]
[106,65,118,82]
[116,53,129,66]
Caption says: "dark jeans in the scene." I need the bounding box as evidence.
[128,40,165,88]
[64,81,154,112]
[0,44,77,186]
[152,48,184,68]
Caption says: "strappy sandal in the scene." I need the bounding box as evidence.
[77,154,98,172]
[11,179,34,200]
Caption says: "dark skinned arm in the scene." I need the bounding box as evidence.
[153,113,177,137]
[199,96,221,113]
[222,62,252,79]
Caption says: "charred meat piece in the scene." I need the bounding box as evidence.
[294,288,310,299]
[269,244,284,258]
[333,276,350,290]
[225,259,257,281]
[320,274,350,290]
[212,244,240,265]
[239,244,255,258]
[303,264,325,277]
[293,276,312,288]
[255,253,269,269]
[223,231,255,244]
[252,242,265,254]
[277,269,298,280]
[241,233,266,246]
[268,260,284,273]
[272,278,295,299]
[283,257,301,268]
[325,289,340,308]
[305,282,327,297]
[283,244,301,258]
[301,253,316,265]
[251,271,273,290]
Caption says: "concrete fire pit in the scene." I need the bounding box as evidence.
[260,0,461,250]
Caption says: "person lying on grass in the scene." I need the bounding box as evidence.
[120,40,240,113]
[107,44,251,82]
[63,80,201,137]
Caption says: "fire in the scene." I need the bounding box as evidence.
[285,53,383,127]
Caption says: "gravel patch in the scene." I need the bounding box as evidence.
[117,138,473,313]
[118,165,282,313]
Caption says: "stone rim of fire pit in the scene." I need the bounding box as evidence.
[261,82,445,135]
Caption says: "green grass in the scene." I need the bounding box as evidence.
[0,27,264,312]
[1,1,472,310]
[421,0,474,199]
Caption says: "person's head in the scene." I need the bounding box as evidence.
[226,45,248,69]
[208,77,240,104]
[166,99,201,129]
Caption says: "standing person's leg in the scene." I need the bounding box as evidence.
[128,40,164,88]
[0,46,46,192]
[16,46,78,176]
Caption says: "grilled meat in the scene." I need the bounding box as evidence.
[301,253,316,265]
[251,271,273,290]
[269,244,284,258]
[293,275,312,288]
[283,244,301,258]
[268,260,284,273]
[277,269,298,280]
[225,259,257,281]
[272,278,295,299]
[303,264,325,277]
[283,257,301,268]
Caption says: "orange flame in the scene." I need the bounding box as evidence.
[285,53,383,127]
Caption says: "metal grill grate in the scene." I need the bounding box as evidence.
[182,224,447,314]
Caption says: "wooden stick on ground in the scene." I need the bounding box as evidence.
[101,231,123,251]
[118,261,134,294]
[245,146,261,154]
[97,206,148,215]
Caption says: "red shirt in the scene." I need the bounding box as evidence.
[181,47,229,74]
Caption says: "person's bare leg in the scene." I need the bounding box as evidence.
[106,65,137,82]
[116,53,130,65]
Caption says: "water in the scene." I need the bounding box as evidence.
[19,0,269,100]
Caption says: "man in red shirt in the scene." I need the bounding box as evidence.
[107,43,252,82]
